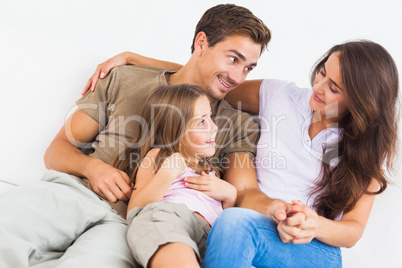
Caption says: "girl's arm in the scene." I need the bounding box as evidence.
[281,179,378,248]
[82,52,183,95]
[127,150,186,211]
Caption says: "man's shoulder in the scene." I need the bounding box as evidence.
[103,65,175,92]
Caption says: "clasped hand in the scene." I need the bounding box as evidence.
[276,200,320,244]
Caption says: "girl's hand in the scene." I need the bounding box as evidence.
[184,171,237,208]
[280,200,320,244]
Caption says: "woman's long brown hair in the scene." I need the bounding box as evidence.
[111,84,218,185]
[310,40,399,219]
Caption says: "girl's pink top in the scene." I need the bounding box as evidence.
[162,167,223,226]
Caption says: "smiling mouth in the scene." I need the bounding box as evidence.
[218,76,233,89]
[314,93,325,104]
[206,137,216,145]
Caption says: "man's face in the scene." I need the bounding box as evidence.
[197,35,261,100]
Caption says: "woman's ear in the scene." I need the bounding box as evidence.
[193,32,208,56]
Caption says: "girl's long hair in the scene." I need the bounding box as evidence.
[310,40,399,220]
[111,84,219,185]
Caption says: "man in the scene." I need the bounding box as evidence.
[0,4,271,267]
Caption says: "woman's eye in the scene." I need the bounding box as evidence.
[329,83,337,93]
[199,120,205,125]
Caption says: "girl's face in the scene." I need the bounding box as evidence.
[181,95,218,161]
[309,52,349,124]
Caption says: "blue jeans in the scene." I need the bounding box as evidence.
[202,208,342,268]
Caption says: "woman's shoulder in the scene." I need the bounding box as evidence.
[260,79,300,100]
[259,79,311,105]
[261,78,293,89]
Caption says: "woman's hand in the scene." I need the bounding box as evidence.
[184,171,237,208]
[278,200,320,244]
[82,52,135,95]
[81,52,183,95]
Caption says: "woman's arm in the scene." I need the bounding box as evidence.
[123,52,184,70]
[224,79,263,114]
[283,179,378,248]
[127,151,186,211]
[82,52,184,95]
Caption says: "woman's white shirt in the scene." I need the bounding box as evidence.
[256,79,343,209]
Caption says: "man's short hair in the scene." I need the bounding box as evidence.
[191,4,271,54]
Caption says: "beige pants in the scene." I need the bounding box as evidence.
[0,170,136,268]
[126,202,210,267]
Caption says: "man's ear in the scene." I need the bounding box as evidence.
[193,32,208,56]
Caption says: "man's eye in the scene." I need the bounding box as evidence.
[245,67,252,73]
[229,57,236,63]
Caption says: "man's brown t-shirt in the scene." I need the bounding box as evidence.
[75,65,259,217]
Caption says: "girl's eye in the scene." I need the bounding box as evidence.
[199,120,205,125]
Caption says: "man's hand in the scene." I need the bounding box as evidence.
[87,160,133,203]
[267,199,292,222]
[265,199,306,243]
[82,52,132,95]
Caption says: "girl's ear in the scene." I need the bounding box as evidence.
[193,32,208,56]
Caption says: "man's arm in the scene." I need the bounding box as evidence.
[224,80,263,115]
[44,109,132,202]
[223,153,290,222]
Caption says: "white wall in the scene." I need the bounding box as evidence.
[1,0,401,266]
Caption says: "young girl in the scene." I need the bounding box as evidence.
[111,84,236,268]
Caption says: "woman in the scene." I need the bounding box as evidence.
[84,40,399,267]
[202,40,399,267]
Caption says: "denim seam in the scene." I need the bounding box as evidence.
[306,242,342,260]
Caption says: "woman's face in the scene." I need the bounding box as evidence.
[309,52,349,124]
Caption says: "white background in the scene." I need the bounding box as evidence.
[1,0,401,267]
